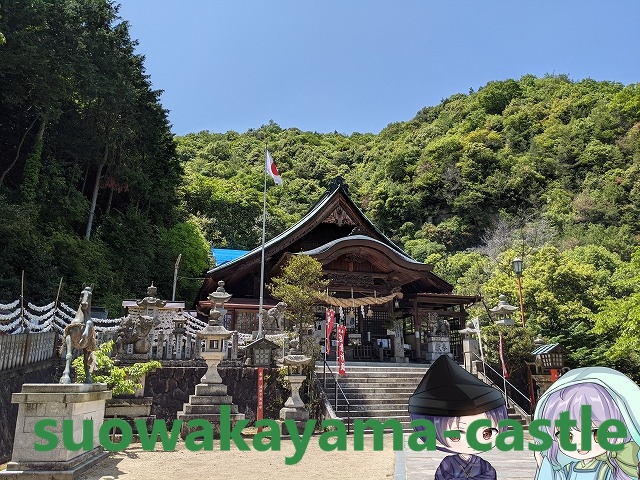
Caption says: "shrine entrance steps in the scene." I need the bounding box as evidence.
[315,362,427,432]
[315,362,530,433]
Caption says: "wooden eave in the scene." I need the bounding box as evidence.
[269,235,453,295]
[409,292,482,307]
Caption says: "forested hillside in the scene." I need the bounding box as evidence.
[177,75,640,380]
[1,1,639,379]
[0,0,210,309]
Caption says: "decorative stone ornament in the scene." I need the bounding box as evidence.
[279,354,313,428]
[177,281,244,439]
[197,309,233,384]
[489,294,517,326]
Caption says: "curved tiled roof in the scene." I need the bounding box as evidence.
[206,180,405,275]
[298,234,422,266]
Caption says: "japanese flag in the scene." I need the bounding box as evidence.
[265,149,283,185]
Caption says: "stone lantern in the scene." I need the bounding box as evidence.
[170,312,188,360]
[458,319,481,373]
[244,337,279,367]
[279,353,314,435]
[196,282,233,384]
[122,283,164,356]
[528,340,566,399]
[172,313,186,335]
[489,295,518,326]
[178,281,244,438]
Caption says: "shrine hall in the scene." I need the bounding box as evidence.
[194,177,479,362]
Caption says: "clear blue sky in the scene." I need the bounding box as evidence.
[117,1,640,136]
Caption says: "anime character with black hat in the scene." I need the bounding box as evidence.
[409,355,508,479]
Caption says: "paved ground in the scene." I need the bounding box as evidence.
[2,432,539,479]
[395,432,538,480]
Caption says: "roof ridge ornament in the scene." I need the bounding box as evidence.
[327,176,349,195]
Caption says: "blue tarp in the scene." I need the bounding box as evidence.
[211,248,249,266]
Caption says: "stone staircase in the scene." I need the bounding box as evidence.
[315,361,530,432]
[315,362,428,431]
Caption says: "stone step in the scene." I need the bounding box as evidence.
[335,405,409,418]
[195,383,229,396]
[340,416,414,432]
[326,396,411,405]
[323,386,416,395]
[188,394,233,405]
[316,369,427,376]
[318,370,426,376]
[333,401,408,410]
[316,361,429,369]
[181,403,239,415]
[320,376,422,388]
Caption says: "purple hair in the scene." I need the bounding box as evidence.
[539,382,631,480]
[410,405,508,448]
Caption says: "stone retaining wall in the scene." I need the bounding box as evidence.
[0,358,60,463]
[143,364,319,425]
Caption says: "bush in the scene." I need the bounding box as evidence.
[72,340,161,396]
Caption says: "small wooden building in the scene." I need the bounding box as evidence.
[194,178,479,361]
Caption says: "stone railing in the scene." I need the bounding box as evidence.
[150,330,199,361]
[98,330,201,362]
[0,331,57,372]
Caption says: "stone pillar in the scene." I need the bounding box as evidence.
[392,319,407,363]
[282,375,306,410]
[424,335,451,362]
[1,384,111,479]
[462,335,480,373]
[279,374,309,435]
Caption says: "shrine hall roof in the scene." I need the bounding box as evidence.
[205,178,405,275]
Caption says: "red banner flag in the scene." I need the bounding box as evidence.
[499,332,509,379]
[325,308,335,355]
[337,325,346,376]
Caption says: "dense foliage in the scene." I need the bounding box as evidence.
[176,76,640,381]
[1,2,639,380]
[0,0,210,311]
[72,340,161,396]
[267,254,329,358]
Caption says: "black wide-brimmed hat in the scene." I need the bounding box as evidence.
[408,355,505,416]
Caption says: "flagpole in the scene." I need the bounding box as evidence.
[257,146,268,339]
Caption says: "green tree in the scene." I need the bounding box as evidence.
[267,255,328,357]
[591,246,640,382]
[156,219,212,302]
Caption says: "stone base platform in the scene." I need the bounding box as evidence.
[177,383,245,439]
[0,448,108,480]
[0,384,111,480]
[278,407,311,437]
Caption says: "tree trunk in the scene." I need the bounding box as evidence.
[0,117,38,187]
[81,163,89,195]
[85,144,108,240]
[105,187,113,215]
[19,117,47,202]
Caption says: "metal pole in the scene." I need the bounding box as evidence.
[257,147,268,339]
[516,275,525,327]
[172,254,182,301]
[20,270,25,332]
